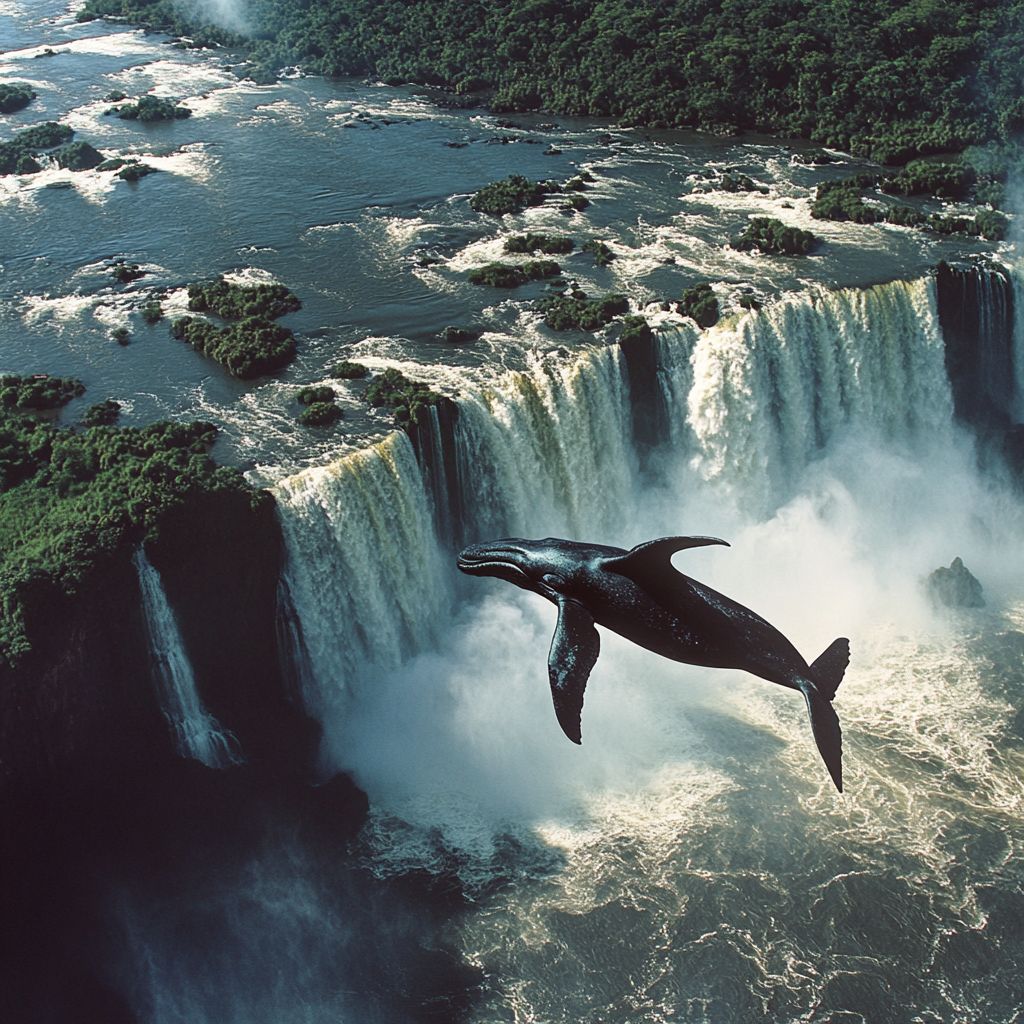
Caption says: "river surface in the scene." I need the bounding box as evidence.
[3,4,1024,1024]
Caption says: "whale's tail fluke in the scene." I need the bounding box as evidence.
[801,639,849,792]
[801,683,844,792]
[810,637,850,701]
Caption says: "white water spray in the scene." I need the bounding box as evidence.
[133,550,243,768]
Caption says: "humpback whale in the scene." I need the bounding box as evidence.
[457,535,849,792]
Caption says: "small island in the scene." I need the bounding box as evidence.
[105,94,192,122]
[468,260,561,287]
[730,217,819,256]
[538,291,629,331]
[678,283,720,328]
[296,386,343,427]
[0,122,74,175]
[171,276,301,378]
[0,83,36,114]
[365,367,442,427]
[504,233,574,255]
[470,174,561,215]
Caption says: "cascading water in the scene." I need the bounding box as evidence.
[133,549,243,769]
[686,277,954,508]
[273,431,449,719]
[269,269,1024,1024]
[935,261,1017,427]
[452,345,638,543]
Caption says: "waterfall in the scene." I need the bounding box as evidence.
[273,272,1006,724]
[934,261,1016,427]
[273,431,449,715]
[133,550,243,769]
[686,277,953,506]
[452,345,637,543]
[1011,262,1024,422]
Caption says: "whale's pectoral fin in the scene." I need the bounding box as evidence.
[548,596,600,744]
[800,683,843,793]
[600,535,730,588]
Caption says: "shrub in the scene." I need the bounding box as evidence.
[730,217,818,255]
[975,209,1009,241]
[51,141,105,170]
[116,162,156,181]
[679,283,720,328]
[297,385,335,405]
[538,291,628,330]
[364,367,441,426]
[504,233,574,254]
[619,315,654,345]
[0,83,36,114]
[331,360,369,379]
[111,261,146,284]
[0,375,84,411]
[186,278,301,320]
[106,94,192,121]
[81,400,121,427]
[583,240,615,265]
[468,260,561,287]
[298,401,342,427]
[0,122,73,175]
[141,300,163,324]
[469,174,561,215]
[881,160,975,199]
[812,180,882,223]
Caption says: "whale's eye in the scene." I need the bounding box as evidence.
[542,573,566,590]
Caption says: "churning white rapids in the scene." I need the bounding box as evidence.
[263,275,1024,1024]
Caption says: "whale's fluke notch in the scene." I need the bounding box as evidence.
[601,535,730,590]
[548,596,600,744]
[801,683,843,792]
[810,638,850,701]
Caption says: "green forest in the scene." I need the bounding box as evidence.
[0,392,258,665]
[82,0,1024,161]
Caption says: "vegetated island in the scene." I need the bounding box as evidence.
[0,122,74,175]
[296,385,343,428]
[80,0,1024,164]
[811,164,1010,241]
[0,374,260,665]
[105,94,192,121]
[171,277,301,378]
[730,217,820,256]
[468,260,561,287]
[365,367,441,427]
[505,233,574,255]
[0,83,37,114]
[538,290,629,331]
[678,283,720,327]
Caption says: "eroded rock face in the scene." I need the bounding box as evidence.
[927,557,985,608]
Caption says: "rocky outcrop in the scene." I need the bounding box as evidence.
[926,557,985,608]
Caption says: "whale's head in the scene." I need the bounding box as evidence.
[457,537,584,596]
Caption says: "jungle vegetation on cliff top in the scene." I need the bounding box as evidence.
[80,0,1024,162]
[0,401,259,666]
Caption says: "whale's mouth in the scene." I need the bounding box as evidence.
[457,545,531,583]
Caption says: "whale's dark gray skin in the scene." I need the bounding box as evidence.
[457,535,849,792]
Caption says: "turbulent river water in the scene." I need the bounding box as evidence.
[4,3,1024,1023]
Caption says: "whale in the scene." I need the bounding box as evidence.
[457,535,849,792]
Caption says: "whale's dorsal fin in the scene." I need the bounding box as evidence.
[548,596,600,744]
[601,535,729,589]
